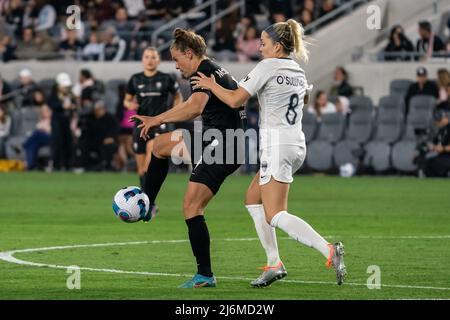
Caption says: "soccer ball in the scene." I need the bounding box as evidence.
[112,186,150,223]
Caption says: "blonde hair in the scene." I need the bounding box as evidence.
[170,28,207,57]
[270,19,309,62]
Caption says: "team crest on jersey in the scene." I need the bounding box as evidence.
[243,75,250,82]
[156,82,162,89]
[138,84,145,89]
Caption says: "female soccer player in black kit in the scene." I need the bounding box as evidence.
[124,47,183,190]
[132,29,246,288]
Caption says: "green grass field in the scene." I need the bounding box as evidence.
[0,172,449,300]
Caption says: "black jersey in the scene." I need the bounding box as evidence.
[190,59,246,132]
[126,71,179,117]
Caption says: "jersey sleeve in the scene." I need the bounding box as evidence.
[238,61,273,96]
[126,75,136,96]
[190,64,212,97]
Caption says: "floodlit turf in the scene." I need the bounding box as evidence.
[0,172,449,299]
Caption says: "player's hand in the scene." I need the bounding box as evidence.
[191,72,216,90]
[129,115,163,140]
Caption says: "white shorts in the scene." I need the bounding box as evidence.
[259,144,306,185]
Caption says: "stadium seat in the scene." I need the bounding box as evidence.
[402,108,433,141]
[390,79,414,98]
[372,101,404,144]
[391,141,417,172]
[102,91,119,114]
[38,78,55,97]
[349,95,374,111]
[344,109,374,143]
[106,79,127,92]
[333,140,361,167]
[363,141,391,172]
[378,94,406,115]
[302,111,317,143]
[5,107,40,160]
[315,113,346,143]
[306,140,334,171]
[409,95,436,116]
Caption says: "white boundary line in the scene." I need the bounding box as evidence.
[1,237,450,292]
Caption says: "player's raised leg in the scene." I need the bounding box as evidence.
[142,130,188,221]
[261,178,347,285]
[245,172,286,287]
[179,181,217,288]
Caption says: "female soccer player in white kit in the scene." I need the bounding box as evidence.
[191,19,347,287]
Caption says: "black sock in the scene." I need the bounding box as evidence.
[144,153,169,205]
[185,215,213,277]
[139,174,146,189]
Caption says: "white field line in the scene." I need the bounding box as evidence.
[0,237,450,292]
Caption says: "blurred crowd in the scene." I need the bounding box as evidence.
[0,0,349,63]
[382,19,450,61]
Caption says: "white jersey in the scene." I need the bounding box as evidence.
[239,58,308,149]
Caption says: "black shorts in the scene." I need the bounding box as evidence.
[132,124,171,154]
[183,128,244,195]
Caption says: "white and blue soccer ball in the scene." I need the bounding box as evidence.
[112,186,150,223]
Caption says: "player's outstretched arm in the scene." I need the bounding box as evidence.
[123,93,139,110]
[130,92,208,138]
[191,72,250,109]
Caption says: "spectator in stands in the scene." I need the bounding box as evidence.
[0,105,12,158]
[308,90,339,119]
[115,83,135,172]
[89,0,118,24]
[34,0,56,32]
[271,12,287,24]
[297,8,313,27]
[18,68,39,107]
[15,27,38,60]
[111,7,134,45]
[82,100,120,171]
[236,26,260,62]
[99,26,127,62]
[424,109,450,177]
[3,0,25,38]
[405,66,439,116]
[211,18,237,61]
[72,69,100,110]
[437,69,450,104]
[22,96,52,170]
[416,21,446,60]
[59,29,84,60]
[302,0,317,19]
[233,15,256,41]
[329,66,353,98]
[0,75,13,105]
[383,25,414,61]
[319,0,336,18]
[82,32,103,61]
[0,34,16,62]
[268,0,293,20]
[48,72,75,171]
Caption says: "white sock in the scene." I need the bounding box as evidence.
[246,204,281,266]
[270,211,330,259]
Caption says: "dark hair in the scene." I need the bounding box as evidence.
[170,28,207,57]
[418,21,431,33]
[80,69,92,79]
[336,66,348,80]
